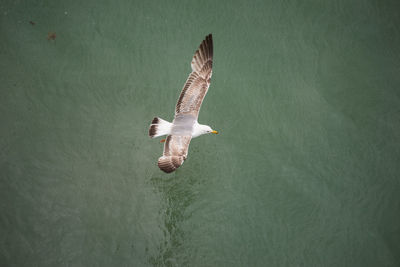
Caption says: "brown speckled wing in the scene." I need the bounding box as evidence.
[157,135,192,173]
[175,34,213,118]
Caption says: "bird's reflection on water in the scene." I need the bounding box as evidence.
[148,171,202,266]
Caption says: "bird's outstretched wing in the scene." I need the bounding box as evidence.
[175,34,213,119]
[158,135,192,173]
[157,34,213,173]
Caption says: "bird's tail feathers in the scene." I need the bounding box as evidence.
[149,117,172,138]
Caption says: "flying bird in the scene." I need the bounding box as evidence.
[148,34,218,173]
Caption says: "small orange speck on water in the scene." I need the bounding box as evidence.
[47,32,56,40]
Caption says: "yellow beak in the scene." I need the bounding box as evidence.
[211,130,218,134]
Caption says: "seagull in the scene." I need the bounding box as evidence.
[148,34,218,173]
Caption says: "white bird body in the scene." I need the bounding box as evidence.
[148,118,213,139]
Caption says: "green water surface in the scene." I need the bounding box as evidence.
[1,0,400,266]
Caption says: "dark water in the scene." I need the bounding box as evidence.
[1,0,400,266]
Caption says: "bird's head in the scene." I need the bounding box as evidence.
[193,123,218,138]
[203,125,218,135]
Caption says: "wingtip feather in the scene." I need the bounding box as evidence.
[158,156,184,173]
[191,34,213,73]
